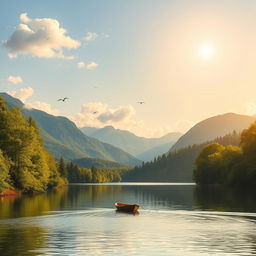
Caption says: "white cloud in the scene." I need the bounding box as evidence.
[7,75,23,84]
[7,86,60,116]
[83,32,98,41]
[77,61,98,70]
[244,102,256,116]
[77,61,85,68]
[101,33,110,38]
[70,102,141,131]
[7,87,34,102]
[86,62,98,70]
[70,102,187,138]
[3,13,80,59]
[98,105,135,123]
[25,101,60,116]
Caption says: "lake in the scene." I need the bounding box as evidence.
[1,183,256,256]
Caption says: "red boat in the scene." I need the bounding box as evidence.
[115,202,140,212]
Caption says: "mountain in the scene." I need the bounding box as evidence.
[0,93,141,166]
[170,113,256,152]
[81,126,182,161]
[124,132,241,182]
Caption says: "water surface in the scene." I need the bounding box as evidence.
[1,183,256,256]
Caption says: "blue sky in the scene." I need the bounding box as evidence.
[1,0,256,137]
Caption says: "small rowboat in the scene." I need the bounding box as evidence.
[115,202,140,212]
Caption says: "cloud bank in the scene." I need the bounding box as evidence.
[4,13,80,59]
[70,102,191,137]
[244,102,256,116]
[7,87,59,116]
[70,102,141,131]
[7,75,23,84]
[25,101,60,116]
[7,87,34,102]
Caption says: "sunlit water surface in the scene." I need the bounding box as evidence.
[1,183,256,256]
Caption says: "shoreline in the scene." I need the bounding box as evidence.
[0,184,67,198]
[0,189,21,198]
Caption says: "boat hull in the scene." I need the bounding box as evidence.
[115,202,140,212]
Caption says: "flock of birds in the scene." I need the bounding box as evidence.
[57,97,145,115]
[58,97,145,104]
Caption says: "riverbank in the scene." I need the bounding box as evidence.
[0,189,21,197]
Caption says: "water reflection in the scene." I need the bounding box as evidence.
[0,187,68,219]
[0,225,46,256]
[0,183,256,256]
[194,185,256,212]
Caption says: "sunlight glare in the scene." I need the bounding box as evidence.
[198,44,215,60]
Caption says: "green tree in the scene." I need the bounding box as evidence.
[0,96,66,192]
[58,157,68,178]
[193,143,225,185]
[0,150,10,192]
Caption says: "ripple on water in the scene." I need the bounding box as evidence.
[1,209,256,256]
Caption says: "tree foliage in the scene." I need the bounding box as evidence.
[0,96,66,192]
[193,122,256,186]
[60,159,122,183]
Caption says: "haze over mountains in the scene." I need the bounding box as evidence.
[1,93,141,167]
[2,92,256,179]
[81,126,182,161]
[124,132,241,182]
[126,112,256,182]
[170,113,256,152]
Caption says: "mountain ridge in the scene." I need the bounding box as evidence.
[81,126,182,161]
[170,113,256,152]
[0,93,141,166]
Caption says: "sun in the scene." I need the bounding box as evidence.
[198,43,215,60]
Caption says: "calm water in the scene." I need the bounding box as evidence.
[1,183,256,256]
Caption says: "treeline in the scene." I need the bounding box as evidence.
[0,97,66,193]
[58,158,122,183]
[123,132,240,182]
[193,122,256,187]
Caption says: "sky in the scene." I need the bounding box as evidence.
[1,0,256,137]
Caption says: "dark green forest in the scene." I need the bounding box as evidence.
[123,132,240,182]
[193,122,256,186]
[59,158,122,183]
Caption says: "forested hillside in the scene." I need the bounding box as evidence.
[0,97,66,193]
[193,122,256,186]
[123,132,240,182]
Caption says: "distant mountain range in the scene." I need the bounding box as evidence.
[0,93,141,167]
[170,113,256,152]
[81,126,182,161]
[124,132,241,182]
[125,112,256,182]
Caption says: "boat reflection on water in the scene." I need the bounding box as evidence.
[115,209,140,216]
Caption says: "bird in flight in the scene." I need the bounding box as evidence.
[58,97,69,102]
[137,101,145,104]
